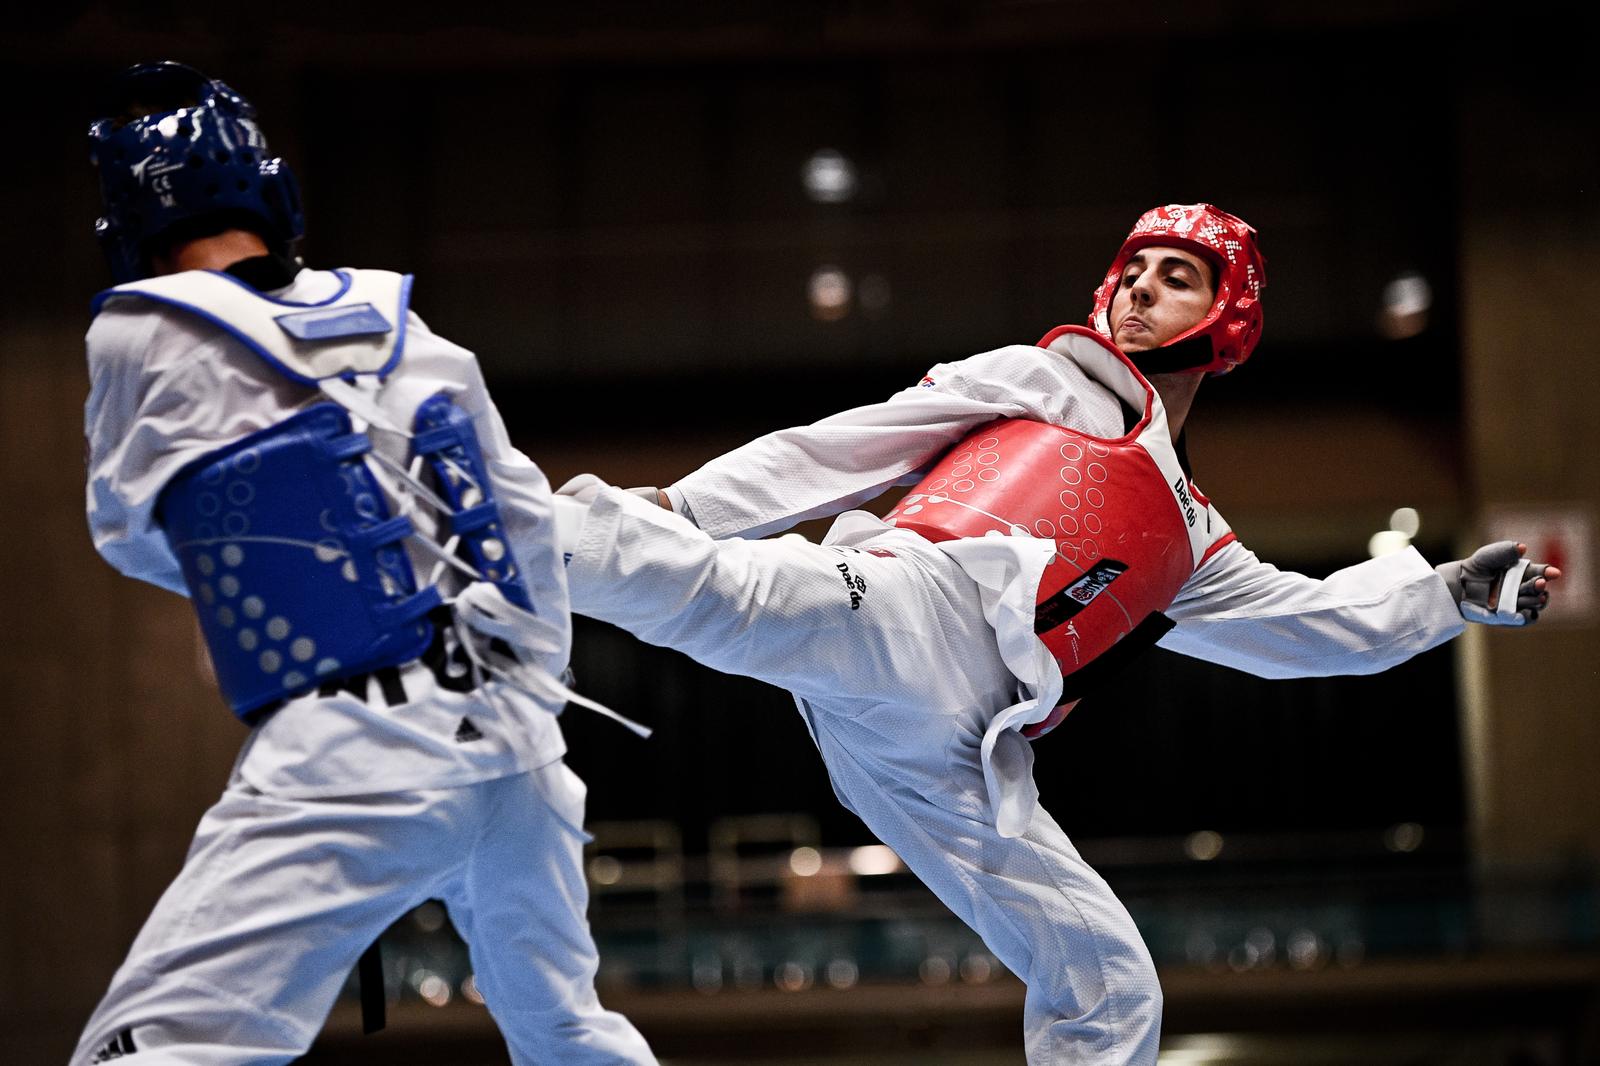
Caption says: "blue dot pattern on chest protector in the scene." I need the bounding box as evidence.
[157,403,441,719]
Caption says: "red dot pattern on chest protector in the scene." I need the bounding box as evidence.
[885,417,1195,722]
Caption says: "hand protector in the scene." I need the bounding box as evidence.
[1435,540,1552,626]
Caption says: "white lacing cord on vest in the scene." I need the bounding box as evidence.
[317,376,650,737]
[453,582,651,736]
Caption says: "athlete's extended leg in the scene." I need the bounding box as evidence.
[567,488,970,704]
[567,487,1162,1064]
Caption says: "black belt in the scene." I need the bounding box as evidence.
[358,941,386,1034]
[241,606,485,725]
[1057,611,1176,706]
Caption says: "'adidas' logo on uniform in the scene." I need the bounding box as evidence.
[454,717,483,743]
[91,1029,137,1062]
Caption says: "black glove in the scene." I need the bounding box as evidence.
[1435,540,1554,626]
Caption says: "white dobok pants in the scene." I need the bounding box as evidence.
[71,763,655,1066]
[568,490,1162,1065]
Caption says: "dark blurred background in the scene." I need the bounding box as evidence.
[3,3,1598,1063]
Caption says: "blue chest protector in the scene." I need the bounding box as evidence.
[111,269,536,720]
[160,405,440,717]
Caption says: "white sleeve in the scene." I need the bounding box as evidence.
[673,344,1122,540]
[1157,540,1466,678]
[84,304,307,595]
[84,308,193,595]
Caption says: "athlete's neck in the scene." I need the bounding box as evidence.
[152,229,270,275]
[1147,372,1201,442]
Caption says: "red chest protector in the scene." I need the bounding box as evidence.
[883,326,1234,737]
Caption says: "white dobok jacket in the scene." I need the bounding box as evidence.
[85,267,569,797]
[671,330,1467,833]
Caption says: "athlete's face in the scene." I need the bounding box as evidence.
[1108,245,1217,352]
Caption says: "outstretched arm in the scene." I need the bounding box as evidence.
[1157,542,1467,678]
[1158,538,1561,679]
[671,394,1002,539]
[667,343,1126,540]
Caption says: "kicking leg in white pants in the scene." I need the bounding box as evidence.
[566,486,1162,1065]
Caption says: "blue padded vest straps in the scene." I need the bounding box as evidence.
[411,392,535,612]
[158,404,439,719]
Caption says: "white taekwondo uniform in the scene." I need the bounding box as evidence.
[75,265,654,1066]
[565,329,1465,1065]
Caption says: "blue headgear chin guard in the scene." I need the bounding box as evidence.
[88,61,304,282]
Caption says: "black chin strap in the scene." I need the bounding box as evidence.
[1129,334,1214,375]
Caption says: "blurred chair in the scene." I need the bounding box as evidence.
[584,819,686,916]
[707,813,820,911]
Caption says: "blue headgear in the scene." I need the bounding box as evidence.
[88,61,304,282]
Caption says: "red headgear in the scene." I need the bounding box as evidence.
[1089,203,1266,375]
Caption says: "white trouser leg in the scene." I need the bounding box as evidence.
[568,488,1161,1064]
[70,784,475,1066]
[443,764,656,1066]
[568,489,977,705]
[806,710,1162,1065]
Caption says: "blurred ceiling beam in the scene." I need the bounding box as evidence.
[15,1,1468,68]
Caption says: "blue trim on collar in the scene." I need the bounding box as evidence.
[90,270,415,385]
[90,270,353,317]
[380,274,415,379]
[204,267,354,307]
